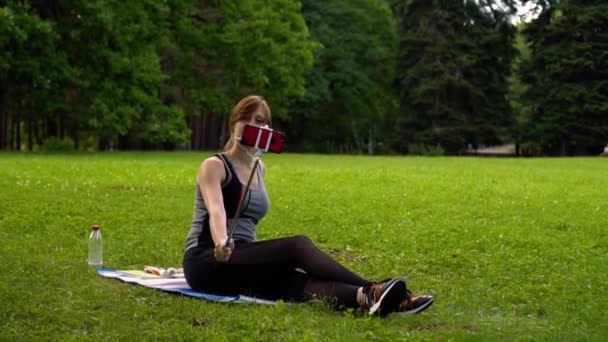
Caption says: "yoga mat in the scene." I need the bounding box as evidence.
[97,268,277,305]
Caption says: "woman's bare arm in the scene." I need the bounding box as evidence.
[197,157,233,260]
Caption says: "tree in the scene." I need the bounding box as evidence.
[289,0,397,154]
[392,0,517,154]
[0,1,67,150]
[1,0,315,151]
[164,0,316,150]
[519,0,608,155]
[507,25,533,155]
[0,1,192,150]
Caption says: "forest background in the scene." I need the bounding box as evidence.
[1,0,607,156]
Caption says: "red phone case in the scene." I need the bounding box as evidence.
[241,125,284,153]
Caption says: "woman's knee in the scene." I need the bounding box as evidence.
[290,235,315,251]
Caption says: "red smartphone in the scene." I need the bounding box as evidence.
[240,124,285,153]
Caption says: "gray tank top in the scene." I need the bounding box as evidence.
[185,154,270,251]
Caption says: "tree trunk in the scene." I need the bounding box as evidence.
[34,120,43,147]
[219,115,228,150]
[5,113,11,150]
[210,113,222,150]
[368,122,376,155]
[118,134,128,150]
[201,113,209,150]
[8,114,12,150]
[0,107,5,150]
[189,114,199,150]
[59,112,65,139]
[71,125,79,150]
[14,114,21,150]
[198,112,225,151]
[189,115,196,150]
[0,85,5,149]
[47,117,53,138]
[351,120,362,154]
[98,137,111,151]
[27,119,33,151]
[198,114,206,150]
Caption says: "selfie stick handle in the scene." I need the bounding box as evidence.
[226,156,261,247]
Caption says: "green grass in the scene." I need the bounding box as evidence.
[1,152,606,340]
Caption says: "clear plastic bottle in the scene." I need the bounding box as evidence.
[88,224,103,267]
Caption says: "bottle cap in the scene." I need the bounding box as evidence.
[92,225,100,231]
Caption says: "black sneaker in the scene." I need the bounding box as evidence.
[360,278,407,316]
[397,290,434,314]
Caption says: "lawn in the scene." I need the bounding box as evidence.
[0,152,606,340]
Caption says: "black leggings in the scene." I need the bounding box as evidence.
[183,235,371,308]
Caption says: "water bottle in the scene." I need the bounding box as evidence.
[88,224,103,267]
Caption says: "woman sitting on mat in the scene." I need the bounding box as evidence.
[183,95,434,316]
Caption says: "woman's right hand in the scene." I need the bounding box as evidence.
[214,239,234,262]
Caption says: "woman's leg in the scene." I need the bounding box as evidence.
[184,247,309,301]
[228,235,370,287]
[302,278,361,309]
[184,240,408,314]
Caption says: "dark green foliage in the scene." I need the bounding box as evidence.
[164,0,315,116]
[519,0,608,155]
[0,0,315,150]
[507,27,533,155]
[1,0,606,155]
[0,0,188,150]
[173,0,316,150]
[0,1,68,150]
[407,143,444,156]
[41,136,75,151]
[392,0,517,154]
[290,0,397,154]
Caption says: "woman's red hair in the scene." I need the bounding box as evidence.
[224,95,272,151]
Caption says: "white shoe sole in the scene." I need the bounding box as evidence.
[368,278,407,315]
[395,296,435,315]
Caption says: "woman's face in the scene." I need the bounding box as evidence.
[234,107,270,139]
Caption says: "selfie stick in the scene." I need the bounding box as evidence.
[225,150,263,247]
[225,126,280,247]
